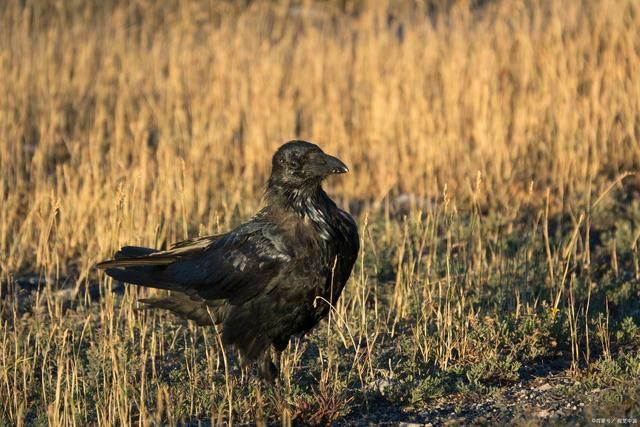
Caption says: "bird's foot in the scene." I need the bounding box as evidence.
[257,354,279,384]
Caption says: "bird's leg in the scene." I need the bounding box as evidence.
[257,351,278,384]
[257,346,285,384]
[273,348,283,382]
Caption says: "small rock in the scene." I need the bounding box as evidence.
[535,409,552,418]
[536,383,553,391]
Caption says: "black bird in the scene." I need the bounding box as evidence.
[96,140,359,381]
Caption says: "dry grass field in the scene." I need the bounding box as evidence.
[1,0,640,425]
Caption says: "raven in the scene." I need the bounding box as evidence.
[97,140,359,381]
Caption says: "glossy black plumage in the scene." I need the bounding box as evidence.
[96,141,359,381]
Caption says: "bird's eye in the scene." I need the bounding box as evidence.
[287,154,301,169]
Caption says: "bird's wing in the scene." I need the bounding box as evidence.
[98,220,292,305]
[166,222,292,304]
[96,235,222,268]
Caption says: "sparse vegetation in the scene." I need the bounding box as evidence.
[1,0,639,425]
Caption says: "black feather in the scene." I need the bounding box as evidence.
[97,141,359,382]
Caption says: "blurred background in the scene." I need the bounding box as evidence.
[2,0,638,275]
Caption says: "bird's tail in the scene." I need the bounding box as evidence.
[137,295,228,326]
[97,246,229,326]
[96,246,174,268]
[96,246,180,290]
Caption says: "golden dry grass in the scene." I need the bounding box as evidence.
[1,0,640,425]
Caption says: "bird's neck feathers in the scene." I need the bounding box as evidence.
[265,180,336,218]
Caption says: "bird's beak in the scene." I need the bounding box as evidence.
[322,153,349,174]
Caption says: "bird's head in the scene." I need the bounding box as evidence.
[268,140,349,192]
